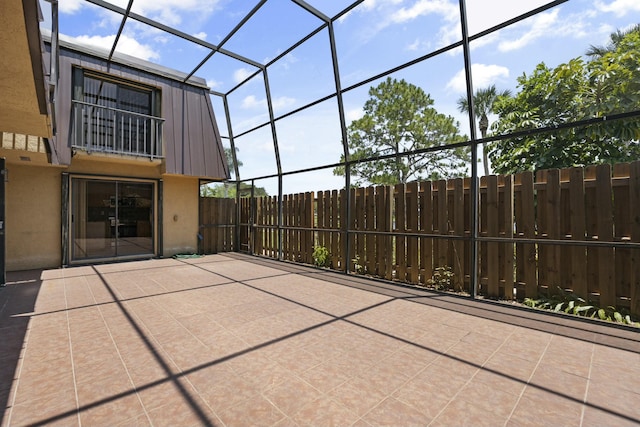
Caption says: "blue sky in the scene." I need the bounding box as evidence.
[40,0,640,194]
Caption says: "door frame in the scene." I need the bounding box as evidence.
[64,173,160,265]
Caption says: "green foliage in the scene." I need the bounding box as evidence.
[457,84,511,175]
[426,266,455,291]
[490,27,640,174]
[312,246,331,268]
[523,287,639,327]
[200,182,269,198]
[352,255,366,275]
[334,77,470,186]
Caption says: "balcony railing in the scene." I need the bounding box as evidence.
[71,100,164,159]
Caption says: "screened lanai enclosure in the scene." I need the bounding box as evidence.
[44,0,640,318]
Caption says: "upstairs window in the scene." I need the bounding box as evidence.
[71,68,163,158]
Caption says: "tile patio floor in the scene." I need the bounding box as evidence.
[1,253,639,427]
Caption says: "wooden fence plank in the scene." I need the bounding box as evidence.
[486,175,499,298]
[630,161,640,315]
[569,167,587,297]
[584,165,598,302]
[451,178,465,292]
[613,163,631,309]
[436,179,448,269]
[596,164,616,307]
[516,171,536,299]
[355,187,365,271]
[546,169,561,293]
[365,186,376,274]
[420,181,433,285]
[333,190,341,268]
[383,186,394,280]
[395,184,407,282]
[501,175,514,299]
[407,181,419,284]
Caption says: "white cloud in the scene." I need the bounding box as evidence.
[595,0,640,16]
[346,108,364,123]
[498,9,560,52]
[272,96,296,110]
[207,79,222,90]
[58,0,85,14]
[464,0,549,35]
[446,64,509,93]
[192,32,207,40]
[66,34,159,61]
[239,95,296,111]
[233,68,256,84]
[390,0,458,24]
[241,95,266,110]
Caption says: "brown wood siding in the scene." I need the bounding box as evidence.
[45,43,228,179]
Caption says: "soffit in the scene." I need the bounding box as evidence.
[0,0,51,138]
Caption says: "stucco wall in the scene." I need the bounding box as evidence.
[6,164,62,271]
[162,175,199,256]
[4,158,202,270]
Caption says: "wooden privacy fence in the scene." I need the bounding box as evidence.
[200,161,640,315]
[199,197,236,253]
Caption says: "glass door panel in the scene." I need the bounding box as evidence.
[72,180,117,260]
[116,182,153,256]
[71,178,154,261]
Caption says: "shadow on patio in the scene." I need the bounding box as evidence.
[1,253,639,426]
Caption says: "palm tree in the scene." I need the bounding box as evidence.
[586,24,640,58]
[457,84,511,176]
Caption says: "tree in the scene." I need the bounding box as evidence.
[199,147,269,197]
[334,77,469,186]
[586,24,640,57]
[456,85,511,175]
[489,28,640,174]
[200,182,268,198]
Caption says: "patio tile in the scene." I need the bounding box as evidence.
[80,394,144,426]
[430,398,510,427]
[299,360,352,393]
[457,378,521,418]
[392,379,452,418]
[263,375,323,417]
[582,406,640,427]
[216,395,286,427]
[328,376,389,417]
[482,351,540,382]
[7,393,79,427]
[508,386,583,427]
[4,255,640,427]
[291,396,360,427]
[361,397,429,426]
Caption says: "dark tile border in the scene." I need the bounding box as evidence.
[220,253,640,354]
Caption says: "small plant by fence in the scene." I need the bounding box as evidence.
[200,161,640,316]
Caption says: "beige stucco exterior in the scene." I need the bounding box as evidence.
[5,162,62,271]
[162,175,200,257]
[2,151,202,271]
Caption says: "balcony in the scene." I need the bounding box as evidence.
[71,100,164,159]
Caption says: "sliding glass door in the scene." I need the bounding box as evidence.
[71,178,154,261]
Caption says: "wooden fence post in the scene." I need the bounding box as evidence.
[630,161,640,315]
[395,183,407,281]
[515,171,536,299]
[500,174,514,299]
[596,164,616,308]
[419,181,433,285]
[407,181,419,284]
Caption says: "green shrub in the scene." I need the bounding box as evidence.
[352,255,366,275]
[312,246,331,268]
[523,287,639,326]
[427,266,455,291]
